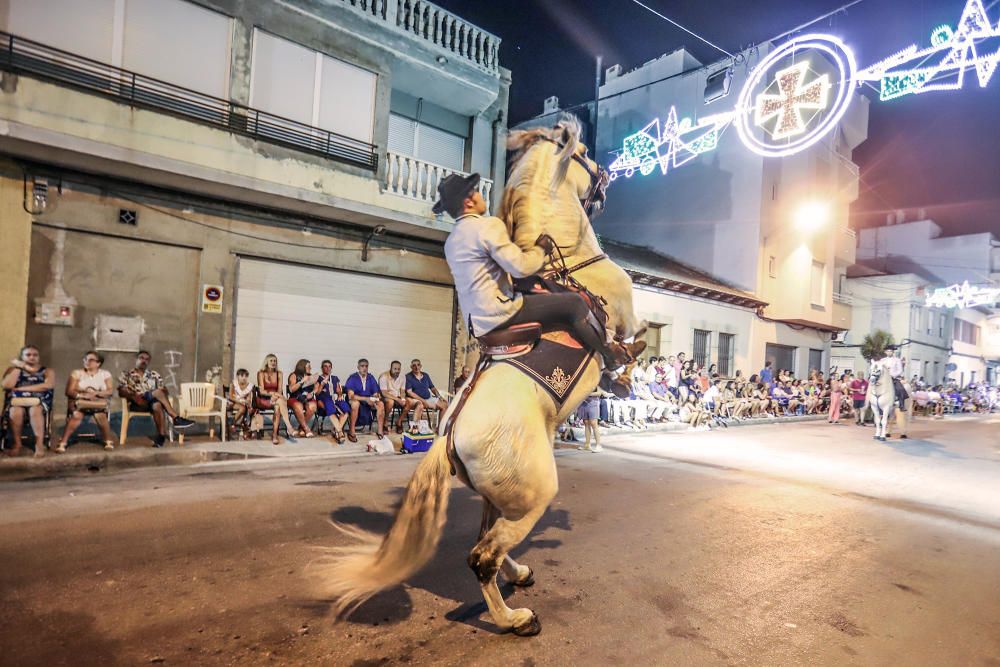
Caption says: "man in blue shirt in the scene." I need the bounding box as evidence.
[344,358,384,442]
[760,361,774,388]
[406,359,448,431]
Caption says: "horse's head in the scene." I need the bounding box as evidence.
[506,115,609,221]
[869,361,883,384]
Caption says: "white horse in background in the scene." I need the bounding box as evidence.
[311,117,644,637]
[867,360,896,441]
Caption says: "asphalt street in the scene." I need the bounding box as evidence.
[1,417,998,666]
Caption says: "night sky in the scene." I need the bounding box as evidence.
[435,0,1000,237]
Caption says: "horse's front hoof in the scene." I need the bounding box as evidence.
[512,612,541,637]
[513,568,535,587]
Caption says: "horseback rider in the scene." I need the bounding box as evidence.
[435,173,630,397]
[882,344,908,410]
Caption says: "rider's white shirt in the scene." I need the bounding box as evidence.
[444,213,546,335]
[883,355,903,378]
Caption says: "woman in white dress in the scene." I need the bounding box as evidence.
[56,350,116,452]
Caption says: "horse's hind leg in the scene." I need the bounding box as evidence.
[480,498,535,587]
[469,503,550,635]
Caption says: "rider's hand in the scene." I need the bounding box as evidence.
[534,234,556,255]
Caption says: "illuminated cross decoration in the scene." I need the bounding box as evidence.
[754,61,831,141]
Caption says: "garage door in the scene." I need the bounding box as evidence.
[233,258,454,393]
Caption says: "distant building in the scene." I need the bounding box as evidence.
[840,216,1000,386]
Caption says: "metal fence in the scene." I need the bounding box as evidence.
[0,30,378,171]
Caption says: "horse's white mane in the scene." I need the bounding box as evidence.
[501,114,591,253]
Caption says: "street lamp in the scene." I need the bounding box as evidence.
[794,200,830,232]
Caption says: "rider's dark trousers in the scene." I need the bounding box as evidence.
[892,377,908,410]
[501,293,611,365]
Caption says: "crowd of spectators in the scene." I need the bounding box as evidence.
[2,347,450,454]
[562,353,998,446]
[5,344,998,456]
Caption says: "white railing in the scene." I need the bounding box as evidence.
[336,0,500,74]
[385,151,493,213]
[833,292,854,305]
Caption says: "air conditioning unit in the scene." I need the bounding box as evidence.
[831,330,848,343]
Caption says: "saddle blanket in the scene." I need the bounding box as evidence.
[497,338,596,406]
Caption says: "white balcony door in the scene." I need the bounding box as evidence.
[3,0,116,63]
[388,113,465,171]
[3,0,232,97]
[122,0,232,98]
[251,29,376,143]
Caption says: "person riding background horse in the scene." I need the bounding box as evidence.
[436,172,629,396]
[882,344,909,411]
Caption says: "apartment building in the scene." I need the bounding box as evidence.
[0,0,509,417]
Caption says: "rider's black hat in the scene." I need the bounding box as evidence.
[884,344,899,351]
[432,173,481,217]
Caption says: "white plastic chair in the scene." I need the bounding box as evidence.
[119,397,174,447]
[177,382,227,444]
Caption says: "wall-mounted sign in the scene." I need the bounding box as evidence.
[202,284,224,313]
[925,281,1000,309]
[609,0,1000,180]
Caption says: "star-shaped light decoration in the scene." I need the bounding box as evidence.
[754,61,831,140]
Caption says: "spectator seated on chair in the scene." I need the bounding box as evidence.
[118,350,194,448]
[2,345,54,458]
[255,354,297,446]
[228,368,255,439]
[453,366,471,393]
[405,358,447,430]
[380,360,415,435]
[315,360,348,444]
[345,358,384,442]
[287,359,319,438]
[56,350,116,452]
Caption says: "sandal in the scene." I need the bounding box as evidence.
[347,432,358,443]
[304,431,316,438]
[272,435,280,445]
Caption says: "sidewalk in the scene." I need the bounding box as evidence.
[1,414,826,481]
[0,431,402,481]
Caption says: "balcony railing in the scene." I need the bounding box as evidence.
[336,0,500,74]
[385,151,493,213]
[0,30,378,171]
[833,292,854,305]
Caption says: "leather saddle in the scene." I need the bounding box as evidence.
[477,322,542,357]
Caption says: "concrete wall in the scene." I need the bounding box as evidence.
[18,175,453,423]
[0,167,31,371]
[858,220,999,287]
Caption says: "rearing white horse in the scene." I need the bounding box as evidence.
[310,117,643,637]
[866,360,896,441]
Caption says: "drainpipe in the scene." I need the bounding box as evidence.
[489,109,504,211]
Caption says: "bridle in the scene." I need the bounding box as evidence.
[572,151,610,220]
[539,137,609,220]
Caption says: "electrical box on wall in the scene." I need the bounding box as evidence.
[93,315,145,352]
[34,300,76,326]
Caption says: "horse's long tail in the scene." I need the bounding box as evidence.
[312,436,453,616]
